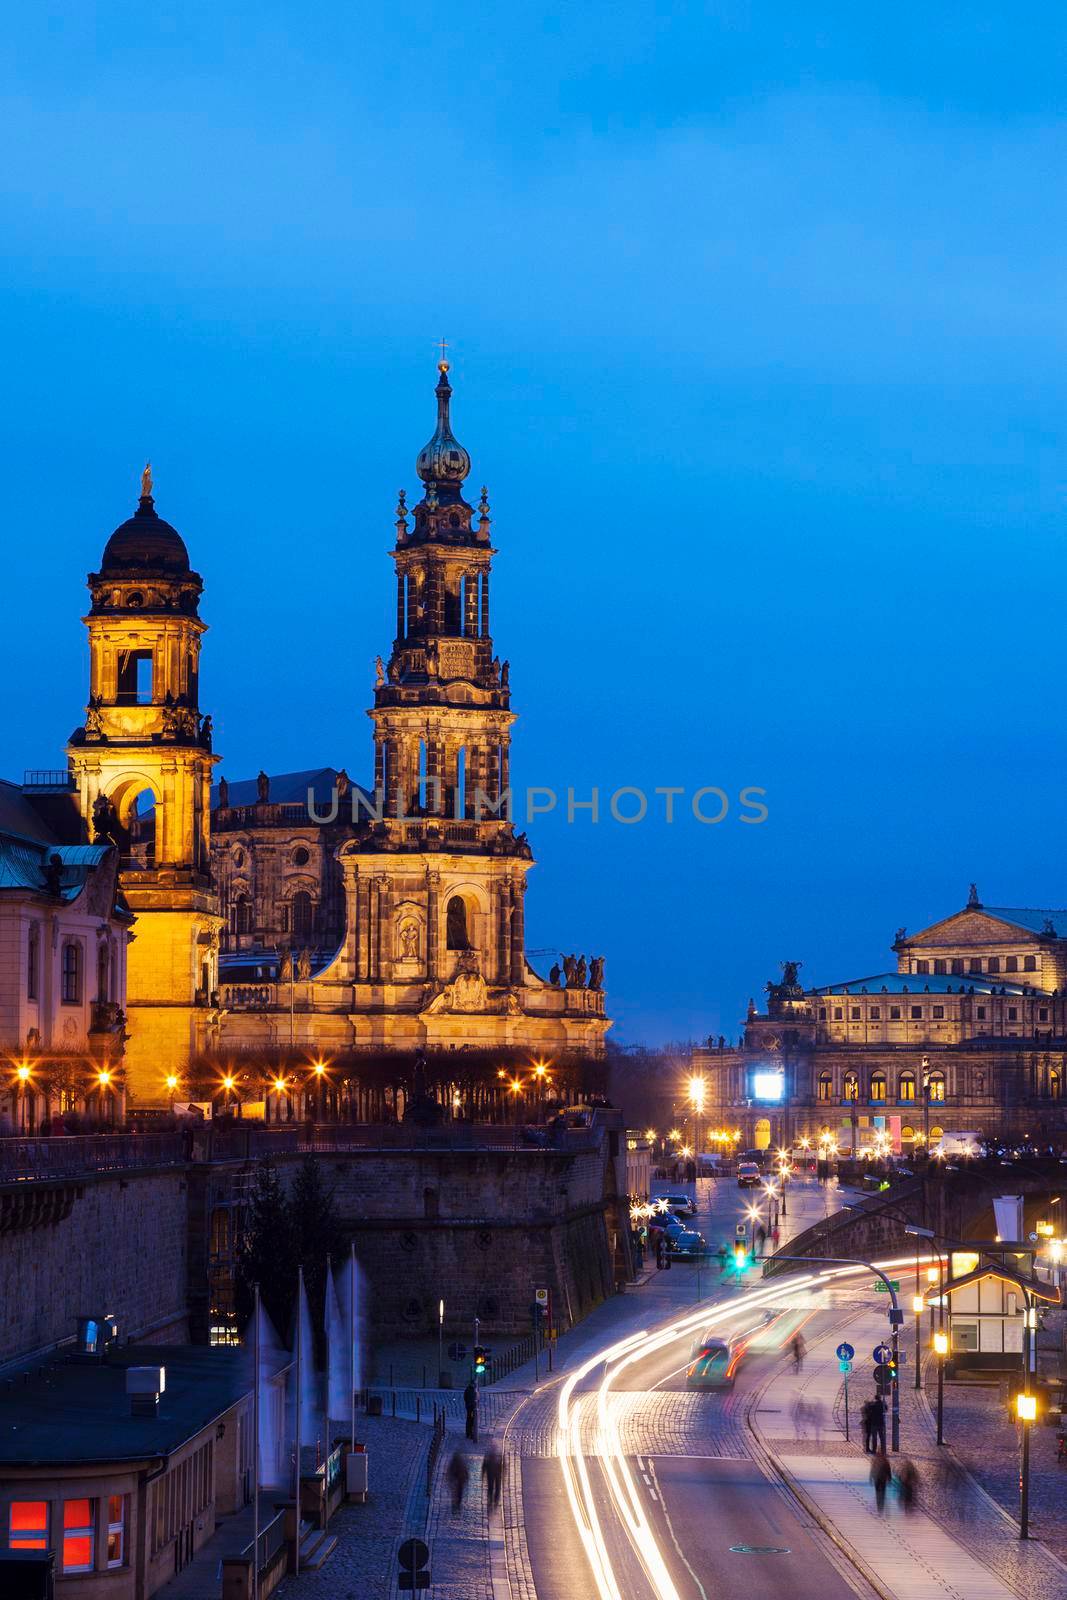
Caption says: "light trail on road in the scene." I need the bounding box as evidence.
[556,1255,915,1600]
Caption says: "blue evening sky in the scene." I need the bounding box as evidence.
[2,4,1065,1045]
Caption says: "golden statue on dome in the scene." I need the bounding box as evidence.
[140,461,153,498]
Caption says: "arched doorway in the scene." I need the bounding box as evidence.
[753,1117,771,1151]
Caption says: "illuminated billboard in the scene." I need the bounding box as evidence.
[750,1071,784,1103]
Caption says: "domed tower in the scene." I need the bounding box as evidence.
[67,466,222,1102]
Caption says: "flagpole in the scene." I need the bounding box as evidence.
[253,1284,261,1600]
[349,1241,356,1450]
[295,1265,303,1577]
[325,1254,332,1467]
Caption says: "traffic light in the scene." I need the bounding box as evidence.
[473,1345,487,1377]
[733,1242,748,1273]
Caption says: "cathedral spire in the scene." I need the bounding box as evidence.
[416,356,471,500]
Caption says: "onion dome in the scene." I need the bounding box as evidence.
[416,362,471,490]
[100,463,191,574]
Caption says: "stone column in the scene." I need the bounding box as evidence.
[510,877,526,986]
[425,736,444,816]
[355,871,369,982]
[426,871,440,980]
[396,573,405,640]
[497,882,511,984]
[480,569,490,637]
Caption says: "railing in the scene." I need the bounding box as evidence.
[0,1121,599,1181]
[221,984,275,1009]
[426,1404,446,1498]
[22,769,75,790]
[0,1132,186,1183]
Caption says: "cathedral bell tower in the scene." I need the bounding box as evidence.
[67,466,222,1103]
[373,358,514,825]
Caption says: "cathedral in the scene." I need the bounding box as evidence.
[66,360,609,1105]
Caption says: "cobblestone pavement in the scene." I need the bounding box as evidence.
[273,1413,428,1600]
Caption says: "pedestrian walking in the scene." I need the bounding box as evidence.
[807,1397,825,1446]
[790,1332,806,1373]
[860,1399,876,1453]
[771,1223,780,1249]
[870,1450,891,1513]
[481,1442,505,1510]
[463,1379,479,1443]
[869,1393,887,1453]
[717,1243,728,1275]
[896,1459,919,1513]
[756,1224,767,1257]
[447,1449,469,1515]
[655,1235,664,1270]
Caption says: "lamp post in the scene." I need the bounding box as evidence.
[438,1298,446,1388]
[15,1062,31,1134]
[1017,1389,1036,1538]
[688,1075,706,1184]
[313,1060,327,1123]
[933,1329,948,1445]
[912,1293,925,1390]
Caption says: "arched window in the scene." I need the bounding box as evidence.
[930,1125,944,1143]
[446,895,470,950]
[843,1072,859,1101]
[234,898,252,936]
[61,941,82,1004]
[1024,954,1037,972]
[26,924,39,1001]
[817,1071,833,1102]
[901,1125,916,1144]
[870,1072,886,1102]
[1050,1069,1061,1101]
[291,891,313,940]
[927,1070,946,1102]
[96,943,110,1003]
[898,1072,916,1102]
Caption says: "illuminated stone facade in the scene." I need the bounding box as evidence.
[66,472,222,1105]
[694,891,1067,1150]
[210,363,609,1065]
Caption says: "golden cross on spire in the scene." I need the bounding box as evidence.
[437,336,450,372]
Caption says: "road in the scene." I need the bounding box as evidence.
[510,1173,884,1600]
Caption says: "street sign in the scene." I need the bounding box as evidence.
[447,1342,467,1362]
[398,1538,430,1591]
[839,1358,852,1374]
[887,1309,905,1326]
[735,1222,747,1238]
[873,1280,901,1293]
[835,1342,855,1361]
[872,1343,892,1364]
[535,1288,549,1305]
[873,1362,894,1389]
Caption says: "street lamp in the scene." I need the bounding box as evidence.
[1016,1390,1037,1538]
[312,1059,327,1122]
[15,1061,31,1134]
[912,1294,925,1390]
[933,1329,948,1445]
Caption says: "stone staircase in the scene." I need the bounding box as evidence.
[297,1518,338,1570]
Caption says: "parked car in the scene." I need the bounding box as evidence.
[737,1161,762,1188]
[686,1336,741,1388]
[657,1193,696,1216]
[666,1225,706,1257]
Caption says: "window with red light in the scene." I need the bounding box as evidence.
[63,1498,95,1573]
[9,1500,48,1550]
[107,1495,125,1568]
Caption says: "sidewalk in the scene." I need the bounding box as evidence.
[753,1309,1067,1600]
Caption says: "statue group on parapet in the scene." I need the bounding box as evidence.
[548,953,605,990]
[279,948,314,982]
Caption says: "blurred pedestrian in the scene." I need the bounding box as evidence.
[807,1398,825,1446]
[896,1459,919,1513]
[717,1243,729,1275]
[791,1332,806,1373]
[447,1450,469,1515]
[870,1450,891,1513]
[482,1442,505,1509]
[771,1223,781,1249]
[869,1393,887,1453]
[756,1224,767,1257]
[655,1234,664,1270]
[860,1399,876,1453]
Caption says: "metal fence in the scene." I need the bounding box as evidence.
[0,1132,186,1183]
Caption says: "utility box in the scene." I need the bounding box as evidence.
[346,1449,369,1502]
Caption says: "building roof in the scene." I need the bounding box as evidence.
[0,1344,262,1467]
[809,971,1042,998]
[981,907,1067,938]
[212,768,372,810]
[99,493,191,575]
[0,781,114,902]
